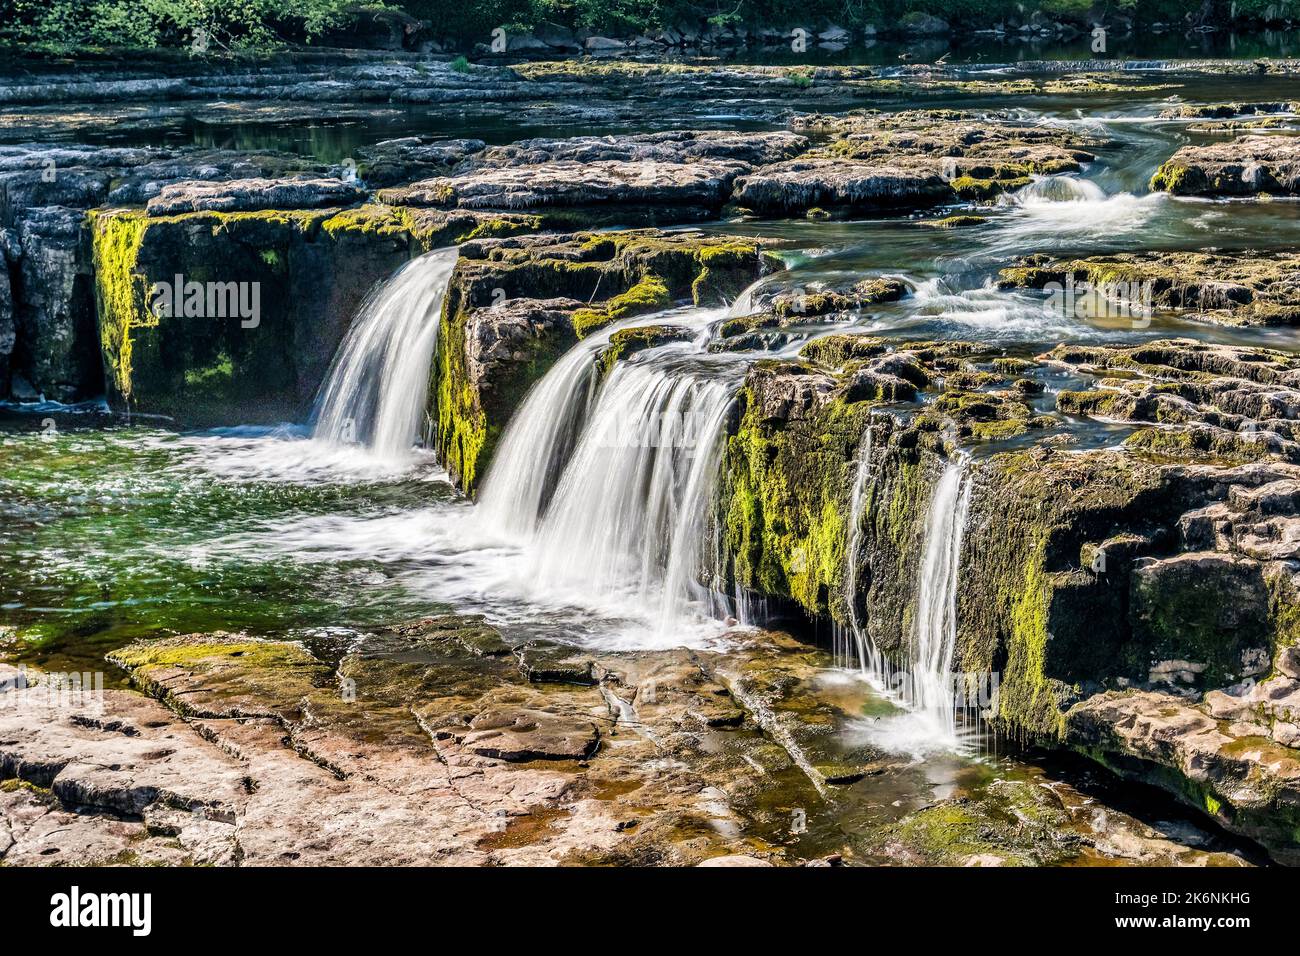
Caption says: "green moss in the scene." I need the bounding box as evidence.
[572,274,671,337]
[924,214,988,229]
[720,382,870,621]
[183,354,233,390]
[434,294,489,494]
[599,325,692,375]
[799,334,888,367]
[259,248,285,271]
[999,541,1066,739]
[1123,426,1264,465]
[692,242,763,304]
[90,209,153,402]
[1055,389,1130,418]
[321,205,541,251]
[110,636,317,672]
[950,175,1032,200]
[1150,160,1191,193]
[787,68,813,89]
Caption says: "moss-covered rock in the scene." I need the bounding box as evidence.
[433,229,774,493]
[89,203,546,425]
[598,324,694,376]
[1150,135,1300,197]
[999,251,1300,327]
[716,361,872,622]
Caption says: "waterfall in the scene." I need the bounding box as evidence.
[908,461,973,741]
[842,451,974,752]
[476,327,611,536]
[519,350,741,632]
[841,419,876,672]
[311,247,457,459]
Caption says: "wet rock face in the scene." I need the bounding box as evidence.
[91,207,414,425]
[1151,135,1300,196]
[700,323,1300,861]
[1042,339,1300,463]
[375,131,813,227]
[12,206,99,402]
[0,141,332,402]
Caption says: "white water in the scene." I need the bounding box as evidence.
[842,457,975,755]
[908,461,973,740]
[991,174,1167,250]
[524,354,740,632]
[473,302,747,638]
[476,328,607,536]
[311,248,457,461]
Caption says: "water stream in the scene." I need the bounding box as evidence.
[311,247,457,461]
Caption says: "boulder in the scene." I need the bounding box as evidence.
[734,158,950,215]
[354,137,486,187]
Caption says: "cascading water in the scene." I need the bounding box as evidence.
[990,174,1167,251]
[523,354,740,633]
[841,452,975,753]
[840,420,876,672]
[476,329,608,536]
[908,461,973,742]
[311,247,457,459]
[475,301,747,638]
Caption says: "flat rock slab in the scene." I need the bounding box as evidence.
[80,623,811,865]
[474,130,808,169]
[146,176,365,214]
[733,158,950,215]
[458,707,601,761]
[379,159,742,215]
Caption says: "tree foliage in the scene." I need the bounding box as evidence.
[0,0,1291,52]
[0,0,365,52]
